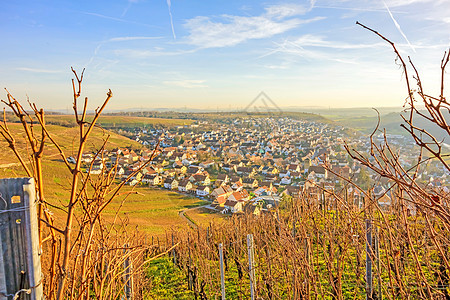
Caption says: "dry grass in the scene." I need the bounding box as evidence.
[0,123,141,165]
[185,207,228,227]
[0,123,208,238]
[102,187,208,236]
[44,114,193,128]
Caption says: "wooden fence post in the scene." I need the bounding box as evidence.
[375,226,382,300]
[247,234,255,300]
[219,243,226,300]
[305,237,311,299]
[172,233,177,266]
[123,245,133,300]
[365,219,373,300]
[0,177,43,300]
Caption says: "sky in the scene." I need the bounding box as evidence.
[1,0,450,110]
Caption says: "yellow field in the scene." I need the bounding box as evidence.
[45,114,193,128]
[0,123,142,165]
[102,186,208,235]
[0,122,212,237]
[184,207,228,227]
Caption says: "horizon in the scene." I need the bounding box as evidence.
[1,1,449,110]
[32,105,406,114]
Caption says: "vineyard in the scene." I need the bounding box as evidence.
[147,186,450,299]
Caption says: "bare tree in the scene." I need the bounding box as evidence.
[0,68,164,299]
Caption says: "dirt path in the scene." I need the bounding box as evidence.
[179,204,212,229]
[178,207,198,229]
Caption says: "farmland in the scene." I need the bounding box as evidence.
[43,114,193,129]
[0,122,206,236]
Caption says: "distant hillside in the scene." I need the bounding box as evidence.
[299,107,449,142]
[107,110,329,124]
[288,107,403,118]
[0,123,141,166]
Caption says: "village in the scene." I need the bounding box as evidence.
[75,116,447,216]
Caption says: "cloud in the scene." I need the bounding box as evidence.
[85,36,162,67]
[286,34,448,52]
[313,5,407,13]
[114,48,198,58]
[16,67,62,73]
[163,79,207,88]
[121,2,132,18]
[183,4,324,48]
[384,0,440,6]
[81,11,159,28]
[85,43,103,67]
[293,35,386,49]
[314,0,438,7]
[260,39,359,64]
[264,64,289,69]
[265,4,308,19]
[107,36,162,42]
[257,34,387,61]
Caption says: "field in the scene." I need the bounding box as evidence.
[184,207,227,227]
[43,114,193,128]
[0,122,209,237]
[0,123,142,165]
[102,187,208,235]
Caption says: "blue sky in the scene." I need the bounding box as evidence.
[1,0,449,110]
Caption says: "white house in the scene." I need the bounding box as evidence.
[164,178,178,190]
[224,199,243,213]
[178,179,193,192]
[280,176,292,185]
[196,186,210,197]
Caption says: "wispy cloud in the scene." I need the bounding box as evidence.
[166,0,176,39]
[184,5,324,48]
[257,34,386,60]
[121,2,132,17]
[107,36,162,42]
[383,0,416,53]
[259,39,359,64]
[276,34,446,54]
[85,36,162,67]
[265,4,308,19]
[163,79,207,88]
[121,0,140,17]
[386,0,439,7]
[16,67,62,73]
[81,11,160,28]
[263,64,289,70]
[114,48,198,58]
[293,34,386,49]
[313,5,407,13]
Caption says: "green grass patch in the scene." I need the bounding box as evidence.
[145,257,193,299]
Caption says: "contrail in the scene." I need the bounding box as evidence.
[86,43,102,67]
[383,0,416,53]
[166,0,176,39]
[121,1,132,18]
